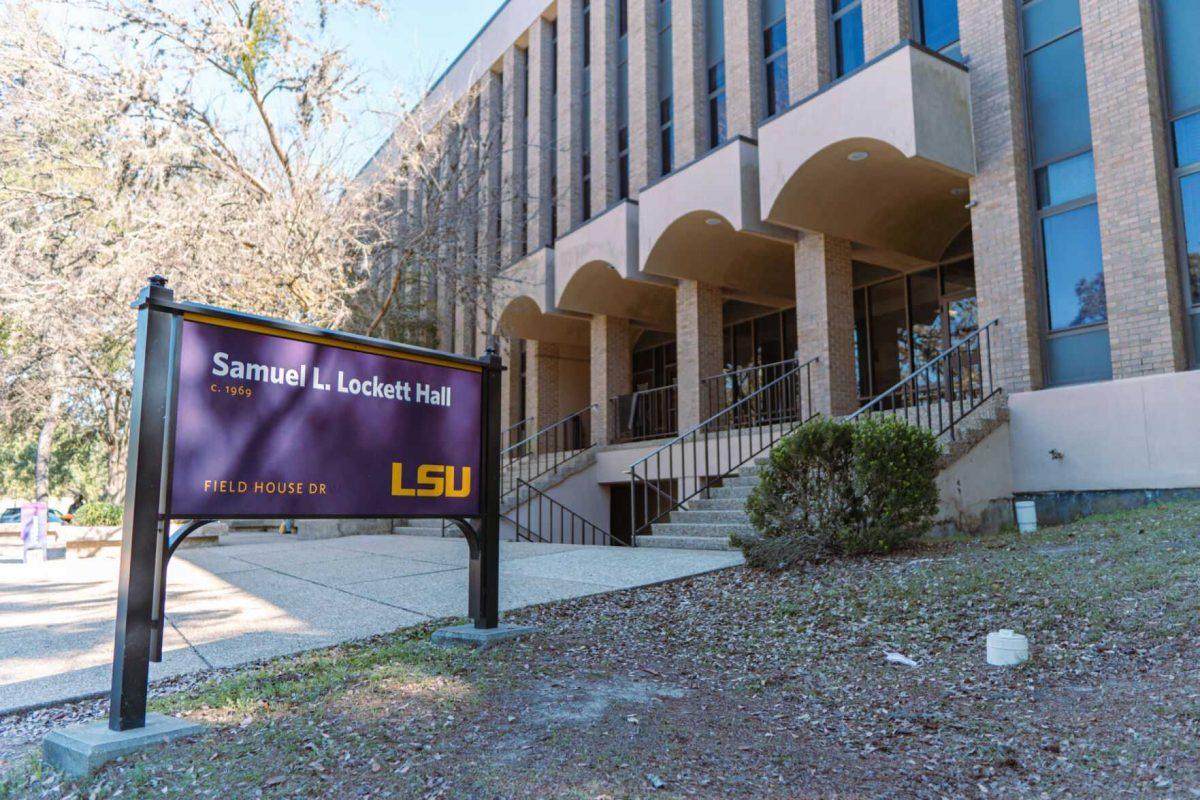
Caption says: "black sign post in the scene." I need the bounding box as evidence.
[105,277,508,733]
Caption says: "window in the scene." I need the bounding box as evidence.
[657,0,674,175]
[916,0,961,60]
[617,0,630,199]
[1021,0,1110,385]
[1158,0,1200,360]
[582,0,592,221]
[705,0,726,149]
[762,0,788,118]
[550,20,558,243]
[518,48,529,256]
[831,0,864,78]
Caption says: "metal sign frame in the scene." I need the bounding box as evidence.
[109,277,502,731]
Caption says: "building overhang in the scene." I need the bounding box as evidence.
[638,137,796,303]
[758,43,976,261]
[553,201,675,330]
[495,248,588,346]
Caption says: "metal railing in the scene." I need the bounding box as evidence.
[701,358,807,431]
[500,404,595,497]
[628,357,818,541]
[848,320,1000,440]
[610,384,678,443]
[501,417,534,453]
[505,478,613,546]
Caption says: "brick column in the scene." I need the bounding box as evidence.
[794,234,856,417]
[672,0,707,164]
[591,0,619,211]
[528,340,563,430]
[557,0,586,231]
[787,0,829,99]
[1081,0,1187,378]
[725,0,763,137]
[527,16,555,250]
[862,0,912,61]
[590,315,633,443]
[959,0,1043,393]
[676,279,724,429]
[628,0,659,194]
[502,46,529,266]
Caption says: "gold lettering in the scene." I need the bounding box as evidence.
[416,464,444,497]
[391,463,415,497]
[445,466,471,498]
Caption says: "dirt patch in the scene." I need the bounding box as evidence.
[3,502,1200,798]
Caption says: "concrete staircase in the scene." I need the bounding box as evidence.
[636,459,767,551]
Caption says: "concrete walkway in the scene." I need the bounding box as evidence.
[0,533,742,714]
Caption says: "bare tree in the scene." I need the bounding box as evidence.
[0,0,502,500]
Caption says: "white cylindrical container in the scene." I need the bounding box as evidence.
[987,629,1030,666]
[1015,500,1038,534]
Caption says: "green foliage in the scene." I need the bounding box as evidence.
[74,500,123,526]
[739,416,941,568]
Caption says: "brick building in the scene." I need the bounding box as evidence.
[363,0,1200,546]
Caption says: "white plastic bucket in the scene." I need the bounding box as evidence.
[987,629,1030,666]
[1015,500,1037,534]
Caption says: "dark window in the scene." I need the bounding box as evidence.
[618,0,630,199]
[618,127,630,199]
[660,98,674,174]
[831,0,864,78]
[583,0,591,67]
[762,10,788,118]
[916,0,960,59]
[619,0,629,35]
[708,63,727,149]
[582,154,592,220]
[658,0,674,175]
[1180,171,1200,306]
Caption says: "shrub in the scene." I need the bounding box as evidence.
[73,501,123,527]
[738,416,940,569]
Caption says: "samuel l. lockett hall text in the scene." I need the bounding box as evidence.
[210,351,455,406]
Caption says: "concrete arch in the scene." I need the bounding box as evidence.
[496,294,587,347]
[556,260,675,330]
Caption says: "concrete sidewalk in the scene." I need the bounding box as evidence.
[0,533,742,713]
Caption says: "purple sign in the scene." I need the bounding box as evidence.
[169,316,483,518]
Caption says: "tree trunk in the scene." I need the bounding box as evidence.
[34,388,62,503]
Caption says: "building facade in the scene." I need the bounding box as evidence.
[367,0,1200,541]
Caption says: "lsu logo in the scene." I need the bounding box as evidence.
[390,463,471,498]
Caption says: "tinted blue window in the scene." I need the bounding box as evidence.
[1175,112,1200,168]
[833,5,864,77]
[918,0,959,53]
[705,0,725,64]
[1021,0,1080,52]
[763,0,785,21]
[1026,31,1091,165]
[1042,203,1106,330]
[1035,151,1095,208]
[1180,172,1200,305]
[1160,0,1200,117]
[1046,328,1112,385]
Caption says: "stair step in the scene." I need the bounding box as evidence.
[723,475,759,487]
[392,525,450,538]
[668,509,750,524]
[687,497,749,511]
[635,534,738,551]
[650,522,756,538]
[708,485,754,499]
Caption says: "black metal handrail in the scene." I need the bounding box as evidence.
[848,319,1000,440]
[701,358,806,431]
[628,356,818,542]
[610,384,678,443]
[505,478,613,546]
[500,404,596,496]
[502,417,534,453]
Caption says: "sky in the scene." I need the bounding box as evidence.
[326,1,508,173]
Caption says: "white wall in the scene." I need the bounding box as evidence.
[1009,370,1200,493]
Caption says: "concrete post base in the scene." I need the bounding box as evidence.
[43,713,205,777]
[431,622,536,649]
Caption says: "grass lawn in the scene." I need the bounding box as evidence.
[3,501,1199,799]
